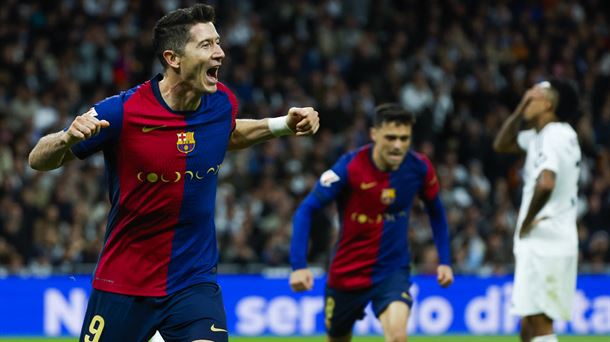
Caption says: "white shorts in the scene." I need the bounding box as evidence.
[511,249,577,321]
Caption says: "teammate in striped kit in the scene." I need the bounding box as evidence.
[290,103,453,342]
[28,4,319,342]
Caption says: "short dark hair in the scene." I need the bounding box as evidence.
[153,4,216,68]
[373,103,414,127]
[547,78,580,125]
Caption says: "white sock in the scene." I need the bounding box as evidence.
[531,334,558,342]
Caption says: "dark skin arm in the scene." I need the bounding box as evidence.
[519,169,556,238]
[493,93,533,153]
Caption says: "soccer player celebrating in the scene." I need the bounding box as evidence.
[494,79,581,342]
[28,4,319,342]
[290,104,453,342]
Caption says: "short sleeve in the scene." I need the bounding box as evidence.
[532,129,561,175]
[70,94,125,159]
[517,129,536,151]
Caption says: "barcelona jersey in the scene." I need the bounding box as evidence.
[291,145,450,290]
[71,74,238,296]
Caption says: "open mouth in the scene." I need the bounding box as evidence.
[206,66,220,83]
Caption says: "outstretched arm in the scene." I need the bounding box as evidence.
[228,107,319,150]
[493,93,532,153]
[29,108,110,171]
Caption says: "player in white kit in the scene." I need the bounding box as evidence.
[493,78,581,342]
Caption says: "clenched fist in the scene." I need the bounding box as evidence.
[286,107,320,136]
[63,108,110,146]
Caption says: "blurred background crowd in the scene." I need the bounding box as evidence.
[1,0,609,277]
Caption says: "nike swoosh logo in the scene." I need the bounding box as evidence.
[142,125,166,133]
[210,324,227,333]
[360,182,377,190]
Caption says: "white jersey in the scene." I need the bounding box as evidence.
[515,122,581,256]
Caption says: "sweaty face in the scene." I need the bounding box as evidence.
[371,122,412,171]
[180,22,225,93]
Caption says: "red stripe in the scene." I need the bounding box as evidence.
[93,82,185,296]
[328,147,389,290]
[414,152,439,201]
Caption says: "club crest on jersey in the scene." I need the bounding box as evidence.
[381,188,396,205]
[176,132,196,153]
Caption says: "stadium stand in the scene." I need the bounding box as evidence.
[0,0,609,276]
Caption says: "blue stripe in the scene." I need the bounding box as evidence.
[372,152,426,283]
[165,90,233,293]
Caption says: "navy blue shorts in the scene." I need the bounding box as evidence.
[324,268,413,337]
[79,282,228,342]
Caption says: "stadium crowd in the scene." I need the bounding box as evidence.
[0,0,609,276]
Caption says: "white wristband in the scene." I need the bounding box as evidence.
[268,116,294,137]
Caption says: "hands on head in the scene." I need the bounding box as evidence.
[286,107,320,136]
[63,108,110,146]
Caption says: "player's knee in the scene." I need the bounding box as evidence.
[385,326,407,342]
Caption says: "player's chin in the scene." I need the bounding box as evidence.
[201,76,219,93]
[387,155,405,166]
[202,82,218,93]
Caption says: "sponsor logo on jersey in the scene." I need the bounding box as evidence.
[381,188,396,205]
[349,210,407,224]
[177,131,196,153]
[135,164,222,183]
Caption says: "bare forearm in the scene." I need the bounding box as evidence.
[28,131,75,171]
[493,100,529,153]
[493,113,523,152]
[229,108,319,150]
[228,119,276,150]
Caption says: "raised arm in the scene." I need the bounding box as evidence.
[28,108,110,171]
[228,107,319,150]
[493,93,532,153]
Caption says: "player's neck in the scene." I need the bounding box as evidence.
[534,111,557,131]
[158,74,202,112]
[371,152,396,172]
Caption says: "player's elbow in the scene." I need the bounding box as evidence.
[492,139,503,152]
[28,151,45,171]
[493,140,516,153]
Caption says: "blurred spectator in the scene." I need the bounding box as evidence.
[0,0,609,275]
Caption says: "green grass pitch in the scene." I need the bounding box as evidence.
[2,336,609,342]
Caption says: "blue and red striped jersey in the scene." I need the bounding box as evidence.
[291,144,450,290]
[71,74,238,296]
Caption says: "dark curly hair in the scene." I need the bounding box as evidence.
[548,78,580,126]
